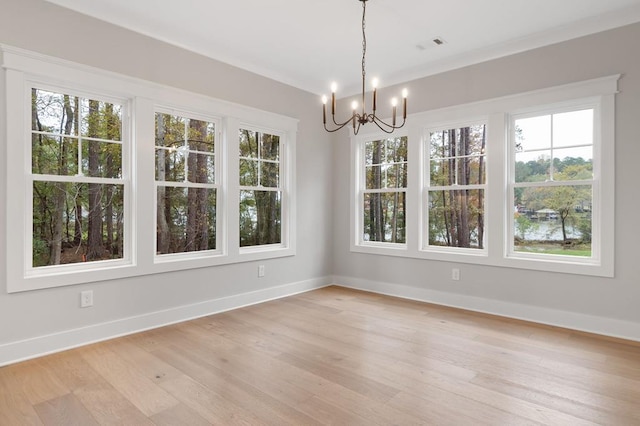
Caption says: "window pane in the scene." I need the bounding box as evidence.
[187,152,215,184]
[515,152,551,183]
[80,99,122,141]
[367,164,407,189]
[81,140,122,178]
[32,134,78,175]
[156,186,216,254]
[156,113,186,150]
[467,156,486,185]
[429,129,450,159]
[363,192,406,243]
[32,89,78,135]
[239,129,258,158]
[32,181,124,267]
[515,115,551,151]
[187,119,215,153]
[365,140,384,165]
[385,137,408,163]
[553,147,593,181]
[240,159,258,186]
[240,190,282,247]
[428,189,485,249]
[260,133,280,161]
[261,162,279,188]
[553,109,593,148]
[155,148,185,182]
[514,185,592,257]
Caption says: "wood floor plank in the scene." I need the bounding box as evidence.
[2,286,640,425]
[149,402,212,426]
[80,343,179,416]
[0,367,44,425]
[72,381,153,425]
[33,393,98,426]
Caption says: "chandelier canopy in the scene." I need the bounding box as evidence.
[322,0,407,135]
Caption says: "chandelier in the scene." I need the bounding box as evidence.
[322,0,407,135]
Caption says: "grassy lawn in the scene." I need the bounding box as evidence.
[515,244,591,257]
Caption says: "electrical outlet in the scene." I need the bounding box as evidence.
[451,268,460,281]
[258,264,265,277]
[80,290,94,308]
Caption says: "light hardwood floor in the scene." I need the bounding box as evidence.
[1,286,640,425]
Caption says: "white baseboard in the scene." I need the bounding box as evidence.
[0,277,332,367]
[333,275,640,343]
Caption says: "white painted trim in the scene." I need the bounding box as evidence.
[0,277,332,367]
[333,276,640,343]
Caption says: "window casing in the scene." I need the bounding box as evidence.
[3,46,297,292]
[350,75,617,276]
[425,123,487,253]
[508,106,597,263]
[30,86,130,271]
[359,137,408,246]
[154,110,221,258]
[239,128,283,248]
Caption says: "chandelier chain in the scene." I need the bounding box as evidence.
[361,0,367,87]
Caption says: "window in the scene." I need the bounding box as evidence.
[350,75,617,276]
[3,46,297,292]
[239,128,282,247]
[30,87,128,268]
[361,137,407,244]
[155,111,219,256]
[510,108,595,260]
[426,123,486,251]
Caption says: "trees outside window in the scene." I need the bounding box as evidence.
[511,109,594,257]
[362,137,407,244]
[239,129,282,247]
[31,88,125,267]
[155,112,218,255]
[426,124,486,250]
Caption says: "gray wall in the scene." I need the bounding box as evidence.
[0,0,333,349]
[332,23,640,329]
[1,0,639,361]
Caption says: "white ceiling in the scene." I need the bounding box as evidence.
[45,0,640,96]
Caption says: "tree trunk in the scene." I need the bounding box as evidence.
[156,114,170,253]
[477,125,486,249]
[86,100,104,261]
[49,95,74,264]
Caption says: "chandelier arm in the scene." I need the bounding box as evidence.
[370,114,407,133]
[325,114,360,132]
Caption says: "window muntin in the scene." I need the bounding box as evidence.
[426,124,486,250]
[511,108,594,258]
[239,128,282,247]
[361,137,407,244]
[30,88,126,267]
[155,112,219,255]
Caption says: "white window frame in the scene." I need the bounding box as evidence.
[2,45,297,293]
[507,97,604,265]
[350,74,618,277]
[153,107,223,262]
[237,124,290,253]
[351,131,410,255]
[423,119,489,256]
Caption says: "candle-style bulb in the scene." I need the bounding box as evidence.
[322,95,327,105]
[391,97,398,107]
[351,100,358,110]
[372,78,379,89]
[402,88,408,98]
[331,82,337,93]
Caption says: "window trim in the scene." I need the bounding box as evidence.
[351,131,410,255]
[350,74,618,277]
[153,106,224,261]
[422,119,489,254]
[2,45,297,293]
